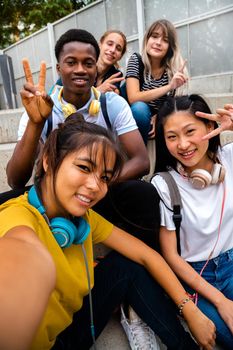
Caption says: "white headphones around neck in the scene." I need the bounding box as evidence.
[177,162,225,189]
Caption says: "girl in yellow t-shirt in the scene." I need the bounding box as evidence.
[0,115,215,350]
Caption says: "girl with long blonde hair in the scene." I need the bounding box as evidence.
[126,19,188,144]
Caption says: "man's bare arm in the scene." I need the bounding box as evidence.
[6,59,53,189]
[118,129,150,180]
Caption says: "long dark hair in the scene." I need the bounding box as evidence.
[35,114,125,189]
[155,94,220,172]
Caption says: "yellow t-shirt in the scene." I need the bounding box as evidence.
[0,193,113,349]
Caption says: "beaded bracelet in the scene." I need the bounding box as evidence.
[178,297,192,316]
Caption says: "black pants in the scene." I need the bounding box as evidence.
[94,179,161,250]
[53,251,199,350]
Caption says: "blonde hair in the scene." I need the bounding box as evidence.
[141,19,188,95]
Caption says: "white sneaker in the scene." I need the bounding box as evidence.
[120,305,162,350]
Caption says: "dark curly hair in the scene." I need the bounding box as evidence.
[55,29,100,61]
[155,94,220,172]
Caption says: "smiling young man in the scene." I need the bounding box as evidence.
[7,29,149,189]
[6,29,159,248]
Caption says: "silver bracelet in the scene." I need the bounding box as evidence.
[178,297,192,316]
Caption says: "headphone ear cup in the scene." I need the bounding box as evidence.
[73,217,90,244]
[89,99,100,115]
[61,103,76,119]
[28,186,46,215]
[190,169,212,189]
[50,217,77,248]
[219,166,226,183]
[28,186,90,248]
[211,163,225,184]
[50,217,90,248]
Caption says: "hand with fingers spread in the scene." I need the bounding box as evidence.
[97,71,124,94]
[20,58,53,124]
[196,103,233,140]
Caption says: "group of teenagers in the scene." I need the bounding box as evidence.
[0,18,233,350]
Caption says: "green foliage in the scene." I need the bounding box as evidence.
[0,0,95,49]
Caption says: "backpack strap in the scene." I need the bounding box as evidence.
[100,93,111,130]
[46,115,53,139]
[46,83,59,138]
[0,185,32,205]
[134,52,144,89]
[154,172,182,255]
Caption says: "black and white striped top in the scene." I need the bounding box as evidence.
[126,52,174,114]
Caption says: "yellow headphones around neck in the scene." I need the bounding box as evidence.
[58,86,101,119]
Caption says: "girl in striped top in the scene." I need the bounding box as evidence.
[126,19,188,144]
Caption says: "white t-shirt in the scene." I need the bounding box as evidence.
[17,86,137,142]
[151,143,233,262]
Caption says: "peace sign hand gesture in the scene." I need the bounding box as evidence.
[20,59,53,124]
[170,59,188,90]
[196,104,233,140]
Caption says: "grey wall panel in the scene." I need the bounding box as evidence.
[176,26,189,70]
[3,46,20,80]
[190,12,233,76]
[189,0,233,16]
[105,0,138,37]
[53,16,77,42]
[33,30,51,66]
[15,38,37,77]
[45,67,55,92]
[76,2,106,41]
[144,0,188,25]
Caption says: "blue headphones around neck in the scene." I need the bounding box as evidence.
[28,186,90,248]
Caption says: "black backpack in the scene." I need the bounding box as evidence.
[151,172,182,254]
[0,185,32,205]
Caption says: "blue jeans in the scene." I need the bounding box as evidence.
[53,251,199,350]
[131,101,152,144]
[189,248,233,349]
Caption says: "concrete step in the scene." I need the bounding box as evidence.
[0,107,23,144]
[90,312,131,350]
[0,143,16,192]
[0,108,23,192]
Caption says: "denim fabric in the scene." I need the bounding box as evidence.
[131,101,152,144]
[53,251,199,350]
[189,248,233,349]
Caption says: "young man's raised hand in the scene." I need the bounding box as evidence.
[20,59,53,124]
